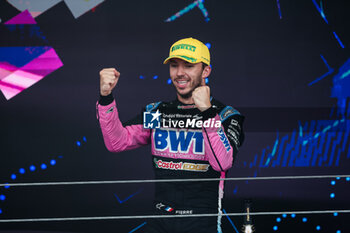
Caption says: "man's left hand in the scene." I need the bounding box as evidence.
[192,86,211,112]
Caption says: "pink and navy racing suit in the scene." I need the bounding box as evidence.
[97,94,244,233]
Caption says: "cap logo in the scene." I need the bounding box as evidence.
[201,56,209,62]
[171,44,196,52]
[169,55,197,63]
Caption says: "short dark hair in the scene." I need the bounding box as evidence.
[202,63,208,70]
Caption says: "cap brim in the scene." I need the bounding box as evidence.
[163,55,199,64]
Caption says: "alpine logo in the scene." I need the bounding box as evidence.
[156,203,174,212]
[106,106,115,114]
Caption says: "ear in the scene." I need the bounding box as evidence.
[201,65,211,83]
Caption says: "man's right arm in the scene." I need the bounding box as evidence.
[96,94,151,152]
[97,68,150,152]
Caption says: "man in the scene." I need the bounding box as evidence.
[97,38,244,232]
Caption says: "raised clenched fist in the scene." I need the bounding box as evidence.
[99,68,120,96]
[192,86,211,112]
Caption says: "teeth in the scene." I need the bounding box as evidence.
[178,81,187,84]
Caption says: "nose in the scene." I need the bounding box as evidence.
[176,65,185,77]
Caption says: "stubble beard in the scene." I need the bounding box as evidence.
[174,74,202,100]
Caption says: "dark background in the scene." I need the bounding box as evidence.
[0,0,350,232]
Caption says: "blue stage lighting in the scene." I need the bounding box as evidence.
[346,177,350,181]
[331,180,336,185]
[0,209,2,214]
[333,32,345,49]
[336,177,340,180]
[273,226,278,231]
[276,217,281,222]
[316,226,321,230]
[50,160,56,165]
[11,174,16,180]
[291,214,296,218]
[302,217,307,222]
[19,168,25,174]
[30,165,36,171]
[167,79,172,84]
[153,75,158,79]
[205,43,211,49]
[139,75,145,79]
[282,214,287,218]
[0,195,5,201]
[330,193,335,198]
[41,164,47,170]
[334,212,338,216]
[129,221,147,233]
[83,136,87,142]
[76,141,81,146]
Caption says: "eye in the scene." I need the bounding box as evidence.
[185,64,194,68]
[170,63,178,68]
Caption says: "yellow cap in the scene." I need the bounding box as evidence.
[163,37,210,66]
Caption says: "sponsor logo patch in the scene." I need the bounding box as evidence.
[154,158,210,172]
[219,106,240,122]
[156,203,174,213]
[106,106,115,114]
[171,44,196,52]
[177,104,196,109]
[217,128,231,152]
[153,129,204,154]
[230,119,238,126]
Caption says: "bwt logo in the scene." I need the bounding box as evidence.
[217,128,231,152]
[153,128,204,154]
[144,110,162,129]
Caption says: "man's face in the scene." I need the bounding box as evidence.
[169,58,205,99]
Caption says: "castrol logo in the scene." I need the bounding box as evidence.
[154,159,209,172]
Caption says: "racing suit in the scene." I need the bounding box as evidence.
[97,94,244,233]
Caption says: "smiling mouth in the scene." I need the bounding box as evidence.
[176,80,189,88]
